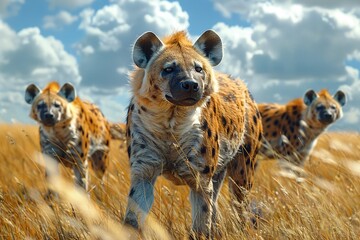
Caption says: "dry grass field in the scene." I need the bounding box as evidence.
[0,123,360,239]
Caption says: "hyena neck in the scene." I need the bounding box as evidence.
[133,97,205,138]
[300,117,326,143]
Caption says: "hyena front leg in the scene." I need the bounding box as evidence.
[189,181,214,239]
[124,138,162,228]
[43,153,60,199]
[44,154,60,180]
[211,168,227,229]
[124,176,158,228]
[73,156,87,190]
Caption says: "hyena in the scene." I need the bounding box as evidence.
[25,81,120,192]
[259,89,346,167]
[123,30,262,238]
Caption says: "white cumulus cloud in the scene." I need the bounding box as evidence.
[43,11,78,29]
[0,0,24,18]
[0,20,80,123]
[212,0,360,130]
[69,0,189,122]
[76,0,189,89]
[344,107,360,125]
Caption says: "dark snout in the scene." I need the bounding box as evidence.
[319,110,334,124]
[181,80,199,93]
[166,79,202,106]
[41,111,56,126]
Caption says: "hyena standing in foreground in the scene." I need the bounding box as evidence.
[258,89,346,170]
[124,30,263,238]
[25,81,118,192]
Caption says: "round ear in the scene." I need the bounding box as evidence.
[25,84,41,104]
[133,32,164,68]
[303,89,318,106]
[334,90,346,106]
[193,30,223,66]
[58,83,76,102]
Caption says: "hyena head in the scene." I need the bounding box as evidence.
[131,30,223,107]
[303,89,346,127]
[25,82,76,127]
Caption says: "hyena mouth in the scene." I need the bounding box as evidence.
[319,118,334,124]
[165,95,200,106]
[42,119,56,127]
[318,113,334,124]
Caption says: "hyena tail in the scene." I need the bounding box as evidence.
[109,123,126,140]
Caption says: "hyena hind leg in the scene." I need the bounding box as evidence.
[88,150,109,199]
[227,152,256,219]
[89,149,108,180]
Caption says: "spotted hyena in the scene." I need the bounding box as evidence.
[25,81,120,191]
[123,30,263,238]
[258,89,346,168]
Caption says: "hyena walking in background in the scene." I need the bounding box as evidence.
[123,30,263,238]
[25,81,118,192]
[258,89,346,169]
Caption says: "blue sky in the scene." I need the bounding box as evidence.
[0,0,359,131]
[6,0,246,56]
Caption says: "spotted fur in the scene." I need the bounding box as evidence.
[258,89,346,166]
[123,30,262,238]
[25,81,116,191]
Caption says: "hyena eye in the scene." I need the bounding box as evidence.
[316,104,325,111]
[164,67,174,73]
[330,104,336,110]
[195,66,203,73]
[37,103,45,110]
[54,102,61,108]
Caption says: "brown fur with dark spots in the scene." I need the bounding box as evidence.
[26,81,118,191]
[124,30,262,238]
[258,89,346,167]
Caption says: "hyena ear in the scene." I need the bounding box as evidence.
[59,83,76,102]
[25,84,41,104]
[193,30,223,66]
[133,32,164,68]
[334,90,346,106]
[304,89,318,106]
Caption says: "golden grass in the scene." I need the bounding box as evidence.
[0,123,359,239]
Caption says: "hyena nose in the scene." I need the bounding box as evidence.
[181,80,199,92]
[44,112,54,120]
[320,111,333,123]
[323,112,332,120]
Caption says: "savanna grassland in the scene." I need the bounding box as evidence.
[0,123,360,239]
